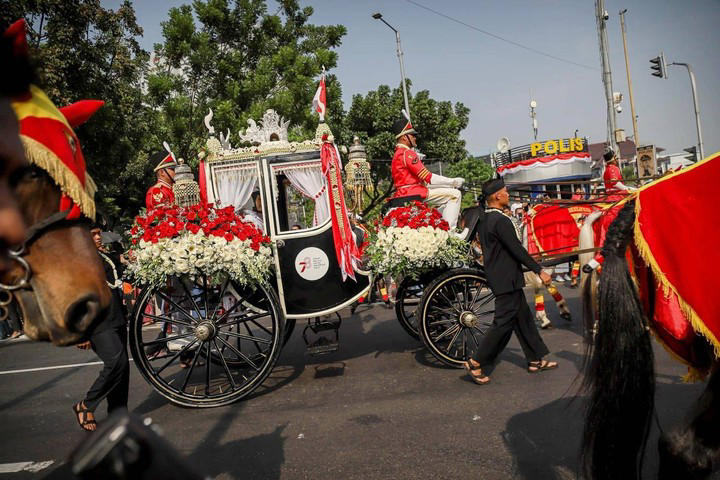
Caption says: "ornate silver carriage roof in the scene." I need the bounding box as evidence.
[202,108,329,163]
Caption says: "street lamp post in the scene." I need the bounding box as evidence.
[372,12,411,120]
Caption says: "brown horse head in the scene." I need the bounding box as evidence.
[3,166,111,345]
[0,19,110,344]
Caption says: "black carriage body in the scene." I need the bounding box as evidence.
[204,150,370,318]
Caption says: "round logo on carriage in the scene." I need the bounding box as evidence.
[295,247,330,281]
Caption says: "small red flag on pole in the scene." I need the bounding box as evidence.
[312,66,327,122]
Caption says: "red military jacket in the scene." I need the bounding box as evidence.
[145,181,175,210]
[603,163,626,201]
[391,144,433,198]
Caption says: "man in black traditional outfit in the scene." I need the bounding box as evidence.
[72,224,129,431]
[463,178,558,385]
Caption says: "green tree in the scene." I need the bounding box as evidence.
[446,155,495,208]
[1,0,155,226]
[342,81,470,218]
[147,0,346,163]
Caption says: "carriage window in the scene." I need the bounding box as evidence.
[212,162,264,231]
[272,161,329,232]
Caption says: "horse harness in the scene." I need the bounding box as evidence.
[0,209,87,291]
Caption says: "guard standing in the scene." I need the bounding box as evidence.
[463,177,557,385]
[390,116,467,237]
[145,148,178,210]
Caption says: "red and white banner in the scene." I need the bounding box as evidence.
[312,74,327,121]
[321,141,361,281]
[497,152,591,176]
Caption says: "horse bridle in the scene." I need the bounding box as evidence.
[0,209,84,291]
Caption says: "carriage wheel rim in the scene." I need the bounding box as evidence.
[129,276,283,407]
[419,270,495,367]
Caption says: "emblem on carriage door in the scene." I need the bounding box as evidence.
[295,247,330,281]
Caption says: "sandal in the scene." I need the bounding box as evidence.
[463,359,490,385]
[528,359,558,373]
[72,402,96,432]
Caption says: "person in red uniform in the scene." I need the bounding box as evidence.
[586,148,637,271]
[145,149,178,210]
[390,116,467,237]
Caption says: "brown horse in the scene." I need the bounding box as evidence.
[2,166,111,345]
[0,20,111,345]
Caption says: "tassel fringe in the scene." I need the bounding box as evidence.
[21,135,96,219]
[633,197,719,357]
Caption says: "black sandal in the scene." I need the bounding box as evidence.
[72,402,96,432]
[463,359,490,385]
[528,359,558,373]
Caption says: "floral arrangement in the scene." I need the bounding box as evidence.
[365,202,468,279]
[126,203,273,286]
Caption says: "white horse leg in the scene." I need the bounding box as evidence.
[578,210,603,281]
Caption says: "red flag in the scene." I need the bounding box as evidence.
[312,74,326,121]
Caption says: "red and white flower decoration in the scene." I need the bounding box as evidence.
[127,203,273,286]
[366,202,467,279]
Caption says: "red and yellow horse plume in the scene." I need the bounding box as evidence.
[631,151,720,369]
[5,19,103,220]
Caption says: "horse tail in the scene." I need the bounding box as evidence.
[581,199,655,480]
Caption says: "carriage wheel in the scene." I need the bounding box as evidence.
[418,268,496,368]
[394,277,424,340]
[129,275,284,408]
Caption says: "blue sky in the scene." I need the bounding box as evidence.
[105,0,720,157]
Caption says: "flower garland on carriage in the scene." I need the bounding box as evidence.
[126,203,273,287]
[365,201,469,280]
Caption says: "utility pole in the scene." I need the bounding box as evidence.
[670,62,705,160]
[595,0,618,156]
[619,10,640,159]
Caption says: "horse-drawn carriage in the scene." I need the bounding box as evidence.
[127,111,501,407]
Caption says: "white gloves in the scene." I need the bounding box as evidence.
[429,174,465,189]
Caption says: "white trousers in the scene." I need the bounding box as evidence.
[425,187,462,229]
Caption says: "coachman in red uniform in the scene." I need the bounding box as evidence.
[145,148,178,210]
[390,116,467,236]
[586,148,637,271]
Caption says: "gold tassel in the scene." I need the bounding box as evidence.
[633,197,720,357]
[20,135,96,220]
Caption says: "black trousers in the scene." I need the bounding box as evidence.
[473,289,549,367]
[83,325,129,413]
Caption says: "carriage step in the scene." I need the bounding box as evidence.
[303,314,342,356]
[306,338,340,355]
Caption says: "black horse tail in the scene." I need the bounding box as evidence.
[581,199,655,480]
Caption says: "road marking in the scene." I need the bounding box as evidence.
[0,460,54,473]
[0,361,104,375]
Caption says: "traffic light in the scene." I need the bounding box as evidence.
[650,52,668,78]
[683,146,697,162]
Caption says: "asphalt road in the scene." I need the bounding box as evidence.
[0,284,708,479]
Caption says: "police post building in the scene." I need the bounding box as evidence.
[492,137,592,198]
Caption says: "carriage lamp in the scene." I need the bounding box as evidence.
[344,136,372,212]
[172,159,201,208]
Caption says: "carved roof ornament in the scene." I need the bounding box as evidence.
[238,109,291,145]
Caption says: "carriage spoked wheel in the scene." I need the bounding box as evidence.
[417,268,496,367]
[394,276,425,340]
[129,275,284,407]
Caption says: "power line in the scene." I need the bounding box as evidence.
[403,0,599,71]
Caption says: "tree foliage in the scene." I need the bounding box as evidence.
[148,0,346,163]
[1,0,153,225]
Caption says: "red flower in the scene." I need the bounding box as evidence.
[224,233,234,242]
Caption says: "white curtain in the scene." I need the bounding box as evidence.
[282,166,329,226]
[215,169,257,211]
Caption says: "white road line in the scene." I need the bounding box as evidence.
[0,357,138,375]
[0,460,54,473]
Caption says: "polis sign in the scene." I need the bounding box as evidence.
[530,138,586,158]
